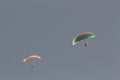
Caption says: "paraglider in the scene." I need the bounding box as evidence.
[84,42,88,47]
[23,55,41,62]
[23,55,41,68]
[72,32,95,47]
[31,65,34,68]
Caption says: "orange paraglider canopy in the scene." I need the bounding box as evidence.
[23,55,41,63]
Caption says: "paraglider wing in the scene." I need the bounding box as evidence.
[23,55,41,63]
[72,32,95,46]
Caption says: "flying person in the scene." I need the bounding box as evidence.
[23,55,41,68]
[72,32,95,47]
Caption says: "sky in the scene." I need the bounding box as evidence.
[0,0,120,80]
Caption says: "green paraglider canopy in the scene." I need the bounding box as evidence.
[72,32,95,46]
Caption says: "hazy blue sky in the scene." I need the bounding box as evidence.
[0,0,120,80]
